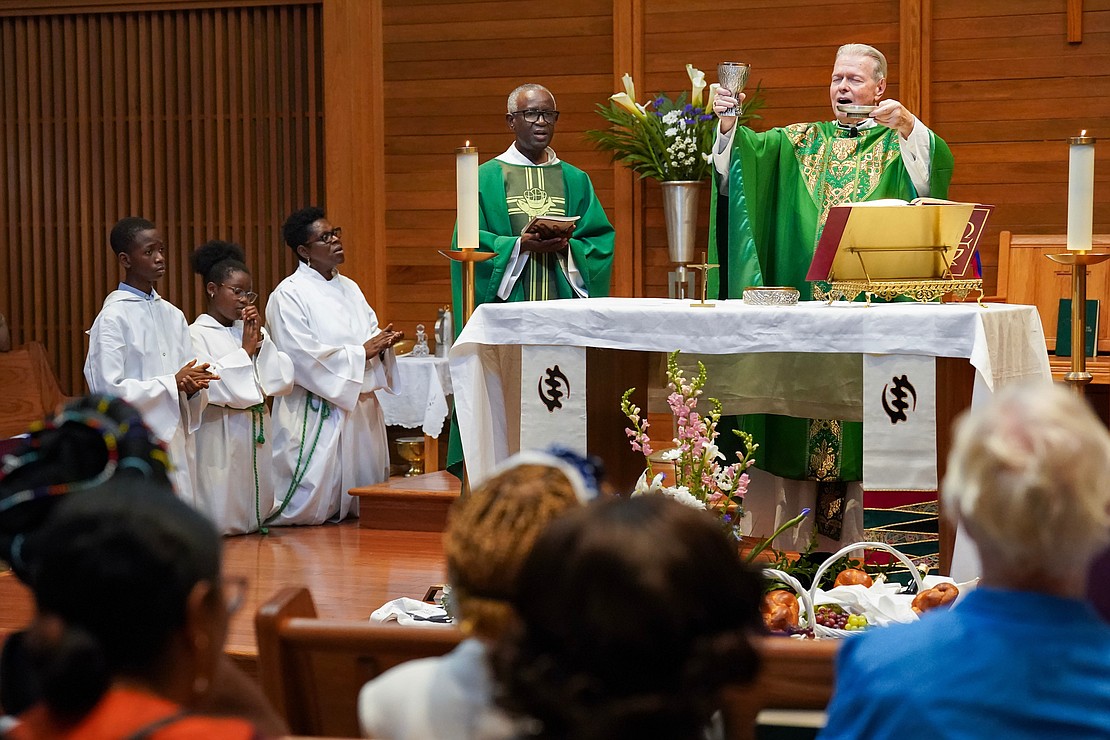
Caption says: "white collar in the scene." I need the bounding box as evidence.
[496,142,560,167]
[296,260,339,282]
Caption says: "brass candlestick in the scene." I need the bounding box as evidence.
[688,255,719,308]
[441,249,495,322]
[1045,252,1110,394]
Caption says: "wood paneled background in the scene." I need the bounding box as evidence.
[0,1,323,393]
[1,0,1107,394]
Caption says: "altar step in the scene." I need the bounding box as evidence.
[349,471,461,532]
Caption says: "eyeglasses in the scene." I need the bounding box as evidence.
[311,227,342,245]
[220,575,249,616]
[220,285,258,304]
[511,109,560,124]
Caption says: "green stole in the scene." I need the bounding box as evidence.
[708,121,954,482]
[502,162,567,300]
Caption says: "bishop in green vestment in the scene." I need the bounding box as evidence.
[707,44,954,486]
[447,83,615,476]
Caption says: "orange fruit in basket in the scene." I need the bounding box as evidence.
[833,568,873,588]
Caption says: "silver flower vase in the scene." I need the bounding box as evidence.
[661,180,702,299]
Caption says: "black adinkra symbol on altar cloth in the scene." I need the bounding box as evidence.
[539,365,570,412]
[881,374,917,425]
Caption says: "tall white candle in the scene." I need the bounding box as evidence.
[1067,132,1096,251]
[456,143,479,249]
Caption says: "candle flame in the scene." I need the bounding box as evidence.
[1081,130,1087,137]
[465,140,470,147]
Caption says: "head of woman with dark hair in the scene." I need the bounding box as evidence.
[493,495,764,740]
[11,482,256,738]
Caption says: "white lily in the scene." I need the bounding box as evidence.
[660,448,682,461]
[610,92,645,118]
[632,470,667,496]
[705,83,720,114]
[622,72,637,102]
[703,442,725,462]
[687,64,707,108]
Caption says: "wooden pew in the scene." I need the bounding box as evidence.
[255,586,462,738]
[255,586,840,739]
[721,637,839,740]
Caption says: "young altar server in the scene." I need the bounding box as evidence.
[189,240,294,534]
[84,217,218,505]
[266,206,404,525]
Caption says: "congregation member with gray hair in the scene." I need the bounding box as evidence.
[819,382,1110,739]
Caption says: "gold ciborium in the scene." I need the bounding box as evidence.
[396,436,425,477]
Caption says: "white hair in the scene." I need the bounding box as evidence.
[507,83,556,113]
[836,43,887,81]
[942,382,1110,574]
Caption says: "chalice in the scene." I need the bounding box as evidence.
[717,62,750,117]
[396,436,425,477]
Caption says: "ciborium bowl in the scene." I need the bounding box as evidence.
[396,436,425,477]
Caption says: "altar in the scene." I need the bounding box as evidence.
[450,297,1052,569]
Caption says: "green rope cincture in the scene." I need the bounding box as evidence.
[264,392,331,528]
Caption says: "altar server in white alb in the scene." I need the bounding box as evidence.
[84,217,219,505]
[265,207,405,525]
[189,240,294,534]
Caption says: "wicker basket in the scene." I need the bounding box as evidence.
[762,567,816,637]
[808,541,925,639]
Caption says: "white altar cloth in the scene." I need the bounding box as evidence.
[375,355,453,437]
[450,297,1052,482]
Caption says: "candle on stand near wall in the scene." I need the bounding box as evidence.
[456,142,479,249]
[1067,131,1096,251]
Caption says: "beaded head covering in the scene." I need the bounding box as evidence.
[0,394,169,581]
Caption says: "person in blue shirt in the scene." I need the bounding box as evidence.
[819,381,1110,740]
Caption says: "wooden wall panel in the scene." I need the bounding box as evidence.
[641,0,901,297]
[6,0,1110,398]
[380,0,614,339]
[932,0,1110,293]
[0,4,324,394]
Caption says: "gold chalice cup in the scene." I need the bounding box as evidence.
[396,436,425,477]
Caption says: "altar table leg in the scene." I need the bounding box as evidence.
[936,358,975,575]
[424,433,440,473]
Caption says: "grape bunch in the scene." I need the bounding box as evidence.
[815,605,869,631]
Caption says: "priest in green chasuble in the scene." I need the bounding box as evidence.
[450,83,614,319]
[447,83,615,476]
[706,44,954,533]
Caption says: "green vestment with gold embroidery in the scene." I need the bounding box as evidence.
[707,121,954,481]
[447,156,615,477]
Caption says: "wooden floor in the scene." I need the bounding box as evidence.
[0,520,447,676]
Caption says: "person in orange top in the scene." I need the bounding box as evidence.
[5,483,264,739]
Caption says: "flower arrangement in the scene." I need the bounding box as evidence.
[622,351,757,541]
[586,64,764,182]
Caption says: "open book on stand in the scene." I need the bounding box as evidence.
[807,198,993,283]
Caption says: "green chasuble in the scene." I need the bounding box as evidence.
[707,121,954,482]
[447,156,615,477]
